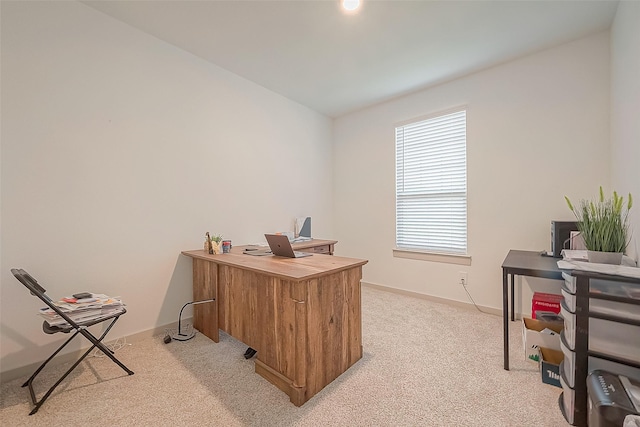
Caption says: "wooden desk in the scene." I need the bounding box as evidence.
[501,250,563,370]
[181,244,367,406]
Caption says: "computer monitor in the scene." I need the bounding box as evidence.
[295,217,311,238]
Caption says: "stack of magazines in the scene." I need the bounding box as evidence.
[38,294,125,327]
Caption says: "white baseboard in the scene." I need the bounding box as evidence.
[361,281,501,317]
[0,318,189,384]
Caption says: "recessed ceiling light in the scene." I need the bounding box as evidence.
[341,0,361,12]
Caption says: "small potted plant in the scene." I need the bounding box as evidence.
[565,186,633,264]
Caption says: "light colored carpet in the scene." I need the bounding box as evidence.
[0,286,568,426]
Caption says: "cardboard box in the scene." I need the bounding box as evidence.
[522,317,563,363]
[540,347,563,388]
[532,292,562,319]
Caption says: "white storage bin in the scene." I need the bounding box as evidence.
[561,285,640,321]
[563,272,576,293]
[562,272,640,301]
[561,337,640,389]
[561,286,575,312]
[560,301,640,361]
[561,339,577,388]
[561,302,575,346]
[560,373,574,425]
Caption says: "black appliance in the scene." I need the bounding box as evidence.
[587,370,640,427]
[551,220,578,258]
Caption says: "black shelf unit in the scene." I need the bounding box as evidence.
[559,269,640,426]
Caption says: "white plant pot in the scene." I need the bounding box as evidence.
[587,250,623,265]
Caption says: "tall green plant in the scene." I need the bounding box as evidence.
[565,186,633,253]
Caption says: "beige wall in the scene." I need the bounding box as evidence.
[333,32,611,312]
[2,1,630,378]
[0,2,333,374]
[611,1,640,263]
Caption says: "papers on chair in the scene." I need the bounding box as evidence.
[38,293,125,327]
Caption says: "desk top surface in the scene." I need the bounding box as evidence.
[501,249,563,280]
[182,243,367,281]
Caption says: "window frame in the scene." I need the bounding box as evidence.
[394,106,470,265]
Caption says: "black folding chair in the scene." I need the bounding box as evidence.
[11,268,134,415]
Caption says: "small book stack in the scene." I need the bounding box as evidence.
[38,294,125,327]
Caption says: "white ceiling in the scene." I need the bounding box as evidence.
[83,0,619,118]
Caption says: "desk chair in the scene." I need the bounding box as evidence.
[11,268,134,415]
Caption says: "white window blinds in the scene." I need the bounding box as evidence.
[395,109,467,254]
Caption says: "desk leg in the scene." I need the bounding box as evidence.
[503,268,509,370]
[510,273,515,322]
[192,258,219,343]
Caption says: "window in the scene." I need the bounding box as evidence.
[395,108,467,255]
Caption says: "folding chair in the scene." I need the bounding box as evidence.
[11,268,134,415]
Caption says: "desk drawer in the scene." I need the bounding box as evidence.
[299,245,331,254]
[562,272,640,301]
[560,302,640,360]
[561,339,640,389]
[561,286,640,320]
[560,373,575,425]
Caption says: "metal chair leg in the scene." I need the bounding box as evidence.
[23,316,134,415]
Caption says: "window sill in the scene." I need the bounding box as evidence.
[392,248,472,265]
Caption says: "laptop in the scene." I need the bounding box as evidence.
[264,234,312,258]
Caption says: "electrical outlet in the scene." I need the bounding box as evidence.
[458,271,468,286]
